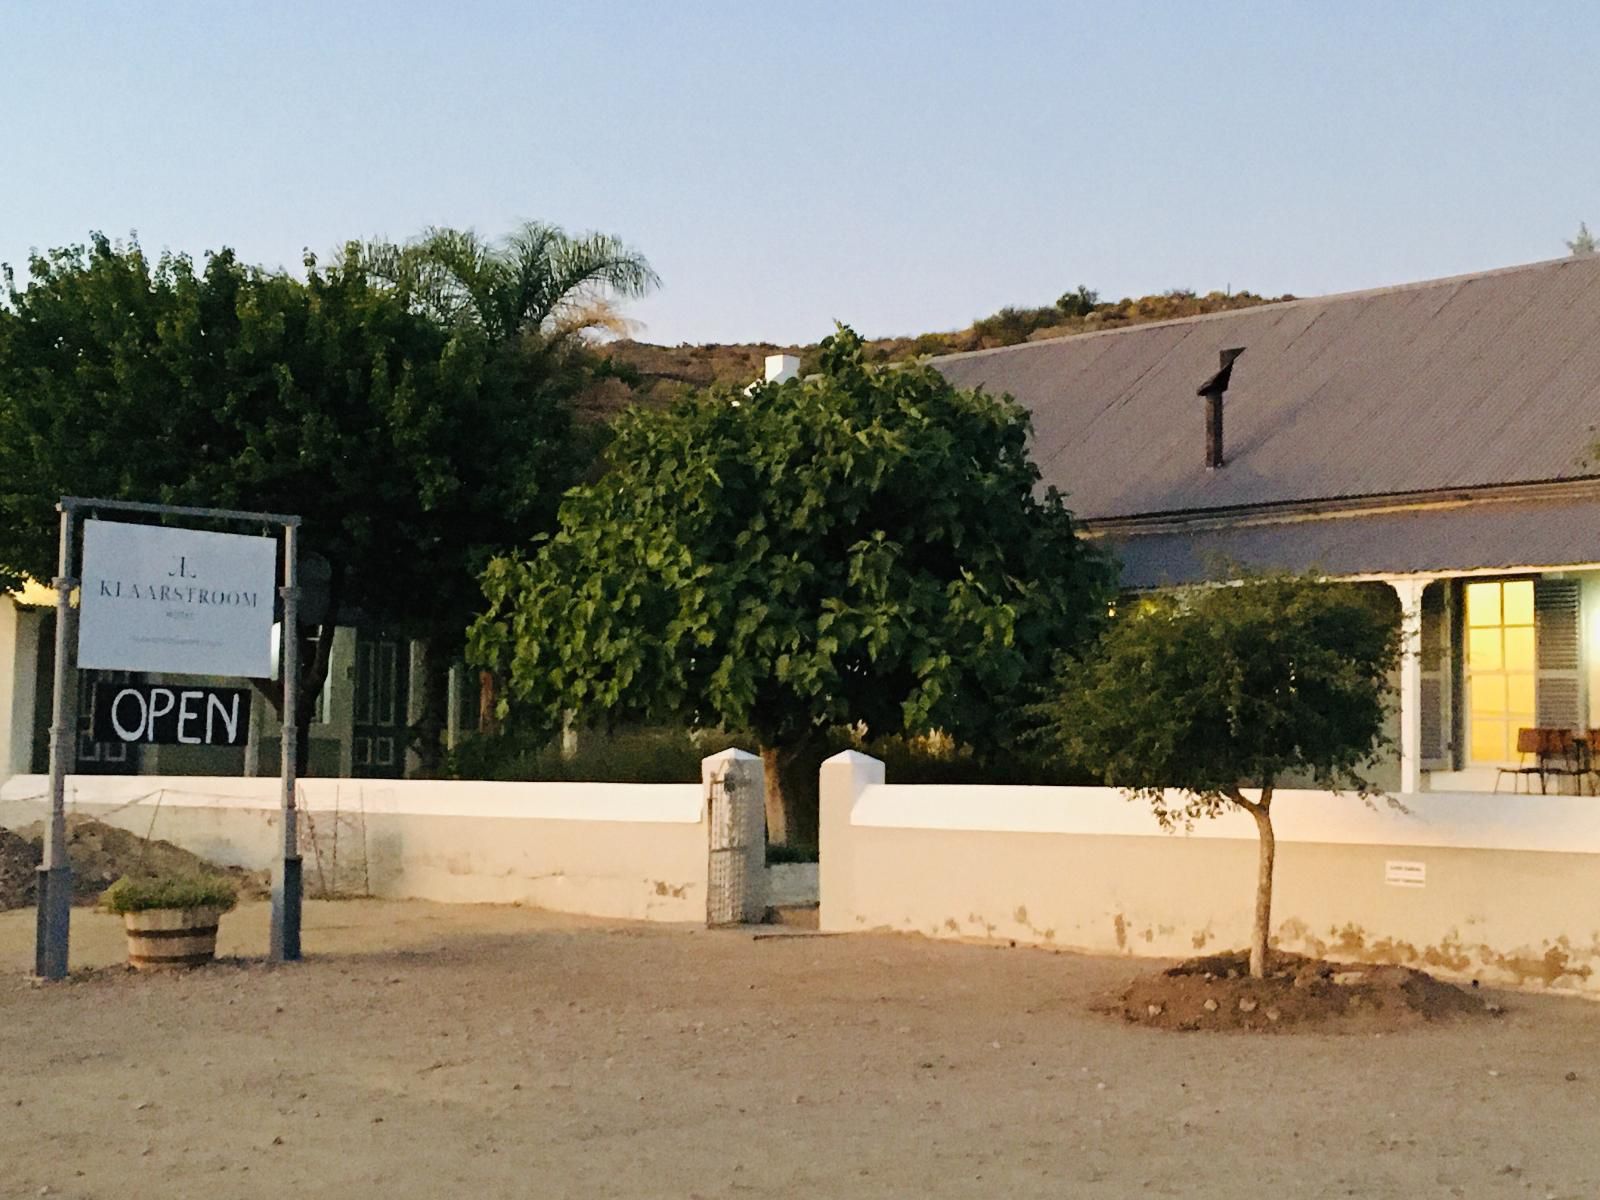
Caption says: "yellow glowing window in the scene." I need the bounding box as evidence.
[1465,580,1537,763]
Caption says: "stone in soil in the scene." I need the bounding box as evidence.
[1105,950,1493,1033]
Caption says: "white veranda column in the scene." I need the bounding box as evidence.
[1389,578,1428,794]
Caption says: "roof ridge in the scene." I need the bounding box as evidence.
[932,253,1600,365]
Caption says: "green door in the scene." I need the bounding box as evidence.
[352,632,408,778]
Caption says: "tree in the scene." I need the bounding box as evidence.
[360,220,659,344]
[1568,222,1597,256]
[0,234,579,771]
[468,327,1117,844]
[1034,574,1401,978]
[361,221,659,748]
[1056,284,1099,318]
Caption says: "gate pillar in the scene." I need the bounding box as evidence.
[701,749,766,926]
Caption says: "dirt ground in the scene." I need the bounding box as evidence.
[2,902,1598,1200]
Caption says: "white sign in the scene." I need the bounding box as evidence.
[1385,860,1427,888]
[78,519,277,677]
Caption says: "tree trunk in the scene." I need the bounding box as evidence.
[760,741,820,849]
[408,637,447,776]
[478,670,501,735]
[1247,791,1276,979]
[293,619,339,777]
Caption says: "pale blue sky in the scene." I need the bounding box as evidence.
[5,2,1598,345]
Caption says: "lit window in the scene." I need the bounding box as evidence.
[1465,580,1536,763]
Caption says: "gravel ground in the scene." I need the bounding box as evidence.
[2,899,1598,1200]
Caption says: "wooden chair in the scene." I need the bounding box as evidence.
[1497,728,1580,794]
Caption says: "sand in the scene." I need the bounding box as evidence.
[3,900,1598,1199]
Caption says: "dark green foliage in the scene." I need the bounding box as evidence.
[0,234,576,643]
[969,305,1059,348]
[1055,285,1100,318]
[99,873,239,914]
[444,725,709,784]
[1036,574,1401,823]
[469,327,1116,760]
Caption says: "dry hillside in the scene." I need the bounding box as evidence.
[584,287,1291,417]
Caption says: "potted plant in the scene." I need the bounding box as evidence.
[98,874,239,969]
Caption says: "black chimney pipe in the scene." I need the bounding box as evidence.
[1196,347,1245,470]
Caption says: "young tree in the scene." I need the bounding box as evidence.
[468,328,1117,844]
[1035,574,1401,978]
[1568,222,1597,256]
[0,234,579,770]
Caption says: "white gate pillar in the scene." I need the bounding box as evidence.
[1388,577,1428,795]
[701,748,766,925]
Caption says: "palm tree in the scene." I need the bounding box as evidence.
[358,221,659,764]
[361,220,660,343]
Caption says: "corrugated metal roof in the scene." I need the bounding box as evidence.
[1107,494,1600,589]
[934,256,1600,520]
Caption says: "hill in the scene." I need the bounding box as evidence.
[581,286,1292,417]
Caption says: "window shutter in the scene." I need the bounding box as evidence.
[1535,579,1582,730]
[1419,583,1450,766]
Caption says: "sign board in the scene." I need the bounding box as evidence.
[92,683,252,747]
[78,519,276,676]
[1384,860,1426,888]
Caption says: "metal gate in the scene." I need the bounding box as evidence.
[707,757,763,926]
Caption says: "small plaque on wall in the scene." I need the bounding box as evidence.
[1385,860,1426,888]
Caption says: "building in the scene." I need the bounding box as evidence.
[935,254,1600,794]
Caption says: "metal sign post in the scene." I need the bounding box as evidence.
[36,505,78,979]
[35,496,303,980]
[270,521,301,962]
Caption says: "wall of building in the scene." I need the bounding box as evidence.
[0,773,714,922]
[0,600,20,779]
[819,752,1600,995]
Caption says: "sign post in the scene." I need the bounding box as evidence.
[35,496,303,980]
[36,506,78,980]
[271,522,301,963]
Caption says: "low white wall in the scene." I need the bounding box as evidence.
[0,774,710,922]
[819,751,1600,995]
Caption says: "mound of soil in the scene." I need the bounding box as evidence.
[7,816,268,905]
[1104,950,1497,1033]
[0,826,43,909]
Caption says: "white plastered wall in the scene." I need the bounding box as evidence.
[820,752,1600,995]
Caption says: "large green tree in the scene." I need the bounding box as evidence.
[468,328,1117,844]
[0,234,580,769]
[1035,574,1401,978]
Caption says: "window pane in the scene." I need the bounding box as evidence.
[1471,719,1506,762]
[1507,674,1536,718]
[1505,627,1536,671]
[1468,628,1503,670]
[1503,580,1535,626]
[1466,582,1501,627]
[1474,675,1507,716]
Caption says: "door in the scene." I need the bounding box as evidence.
[352,631,408,778]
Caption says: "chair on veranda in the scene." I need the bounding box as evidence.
[1496,728,1579,794]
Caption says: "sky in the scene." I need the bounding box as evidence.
[5,2,1599,346]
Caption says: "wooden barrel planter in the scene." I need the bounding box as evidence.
[123,907,224,969]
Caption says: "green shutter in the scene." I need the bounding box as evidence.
[1535,579,1582,731]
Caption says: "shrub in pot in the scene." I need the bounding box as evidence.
[98,874,239,969]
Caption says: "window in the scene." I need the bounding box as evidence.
[1465,580,1536,763]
